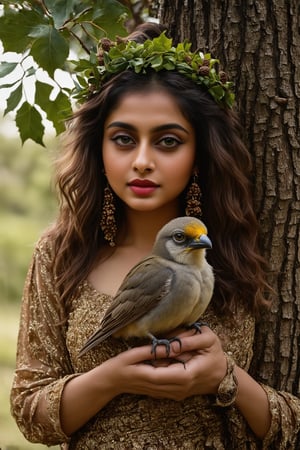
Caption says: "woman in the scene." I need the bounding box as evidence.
[10,22,300,448]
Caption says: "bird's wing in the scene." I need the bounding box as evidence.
[79,256,175,355]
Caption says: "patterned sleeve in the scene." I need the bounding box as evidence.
[10,238,78,446]
[261,384,300,449]
[225,383,300,448]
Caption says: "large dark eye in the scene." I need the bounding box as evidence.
[172,230,186,244]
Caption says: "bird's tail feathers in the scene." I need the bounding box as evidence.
[78,327,117,357]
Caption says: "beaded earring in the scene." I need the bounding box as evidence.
[185,171,202,218]
[100,183,117,246]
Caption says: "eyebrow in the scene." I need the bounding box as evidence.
[106,121,190,135]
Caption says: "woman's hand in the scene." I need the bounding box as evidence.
[106,325,228,401]
[61,326,271,440]
[61,325,226,435]
[108,328,271,439]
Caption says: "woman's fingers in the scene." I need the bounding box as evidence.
[117,325,217,364]
[152,325,216,359]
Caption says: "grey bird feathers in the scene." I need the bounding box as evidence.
[79,216,214,357]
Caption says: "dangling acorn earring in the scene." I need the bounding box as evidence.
[100,182,117,246]
[185,170,202,218]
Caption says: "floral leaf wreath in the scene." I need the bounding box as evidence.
[71,32,235,109]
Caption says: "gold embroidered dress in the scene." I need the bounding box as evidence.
[10,237,300,449]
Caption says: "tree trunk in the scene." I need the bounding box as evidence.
[158,0,300,395]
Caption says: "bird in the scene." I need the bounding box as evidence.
[79,216,214,358]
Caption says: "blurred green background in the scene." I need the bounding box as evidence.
[0,116,59,449]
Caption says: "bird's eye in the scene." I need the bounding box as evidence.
[172,230,186,244]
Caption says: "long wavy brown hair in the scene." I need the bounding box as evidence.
[49,23,271,316]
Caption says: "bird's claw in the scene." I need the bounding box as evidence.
[150,335,182,358]
[186,321,210,334]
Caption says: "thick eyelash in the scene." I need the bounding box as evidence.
[110,134,183,149]
[157,136,182,148]
[111,135,135,145]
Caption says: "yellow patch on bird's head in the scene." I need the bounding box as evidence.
[184,221,207,240]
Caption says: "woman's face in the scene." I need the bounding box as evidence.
[102,89,196,214]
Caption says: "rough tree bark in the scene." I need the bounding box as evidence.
[158,0,300,395]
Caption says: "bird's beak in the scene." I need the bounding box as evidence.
[189,234,212,250]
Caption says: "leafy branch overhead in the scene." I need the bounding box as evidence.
[0,0,131,145]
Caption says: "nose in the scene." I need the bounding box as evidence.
[132,140,155,174]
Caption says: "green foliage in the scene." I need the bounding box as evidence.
[73,32,235,108]
[0,132,57,304]
[15,101,45,145]
[0,0,131,145]
[0,127,59,448]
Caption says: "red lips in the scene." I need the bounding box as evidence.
[128,179,159,196]
[128,179,158,187]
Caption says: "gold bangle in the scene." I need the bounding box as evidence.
[215,352,238,407]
